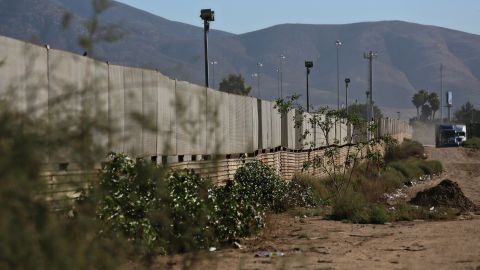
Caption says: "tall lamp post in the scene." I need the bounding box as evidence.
[279,54,286,98]
[251,73,259,97]
[305,61,313,112]
[210,60,218,89]
[335,40,342,111]
[363,51,377,122]
[200,9,214,88]
[257,62,263,98]
[344,78,350,114]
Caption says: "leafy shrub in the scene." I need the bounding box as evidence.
[97,153,164,253]
[463,137,480,149]
[330,190,369,223]
[209,180,265,240]
[416,160,443,175]
[389,160,425,180]
[369,204,390,224]
[0,111,131,270]
[97,154,216,254]
[282,180,320,209]
[385,139,424,162]
[165,169,215,252]
[233,161,288,212]
[392,202,459,221]
[292,174,331,204]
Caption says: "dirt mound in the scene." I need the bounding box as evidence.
[410,179,477,212]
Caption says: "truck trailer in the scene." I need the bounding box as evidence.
[435,124,467,147]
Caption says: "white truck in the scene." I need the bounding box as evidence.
[435,124,467,147]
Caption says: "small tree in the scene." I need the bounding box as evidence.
[411,89,429,117]
[455,102,477,124]
[428,92,440,120]
[275,96,392,199]
[218,74,252,96]
[421,104,432,121]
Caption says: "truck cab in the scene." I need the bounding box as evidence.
[435,124,467,147]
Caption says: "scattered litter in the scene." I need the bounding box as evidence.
[208,247,216,252]
[308,236,328,240]
[429,206,435,211]
[233,242,244,249]
[255,251,285,257]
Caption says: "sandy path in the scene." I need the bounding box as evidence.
[155,147,480,270]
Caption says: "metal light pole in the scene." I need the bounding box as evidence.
[251,73,258,97]
[279,54,286,98]
[344,78,350,114]
[440,64,444,121]
[364,51,377,122]
[276,67,280,98]
[257,62,263,98]
[397,111,401,120]
[335,40,342,111]
[210,60,217,89]
[305,61,313,112]
[200,9,214,88]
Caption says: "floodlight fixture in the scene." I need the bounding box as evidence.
[200,9,215,88]
[200,9,215,22]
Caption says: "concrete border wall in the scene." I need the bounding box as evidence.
[0,36,413,166]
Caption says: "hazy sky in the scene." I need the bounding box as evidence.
[115,0,480,35]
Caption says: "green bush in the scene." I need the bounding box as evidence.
[369,204,390,224]
[388,160,425,180]
[209,180,265,240]
[0,111,131,270]
[416,160,443,175]
[292,173,331,204]
[330,190,369,223]
[463,137,480,149]
[97,154,217,254]
[233,161,288,212]
[385,139,424,162]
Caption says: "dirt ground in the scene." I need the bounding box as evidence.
[156,147,480,270]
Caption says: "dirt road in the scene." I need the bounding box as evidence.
[157,147,480,270]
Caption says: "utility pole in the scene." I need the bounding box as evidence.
[305,61,313,112]
[364,51,377,122]
[440,64,444,121]
[279,54,286,98]
[257,62,263,98]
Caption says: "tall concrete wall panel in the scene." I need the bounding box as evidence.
[175,81,206,155]
[228,94,246,154]
[206,88,226,154]
[260,100,272,149]
[244,96,255,153]
[141,69,158,156]
[0,36,27,112]
[250,98,259,152]
[87,59,109,155]
[24,42,48,118]
[108,64,125,154]
[281,110,297,149]
[157,73,176,155]
[271,103,282,148]
[48,49,90,161]
[123,67,143,157]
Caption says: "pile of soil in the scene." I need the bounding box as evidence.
[410,179,477,212]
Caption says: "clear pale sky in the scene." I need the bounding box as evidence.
[115,0,480,35]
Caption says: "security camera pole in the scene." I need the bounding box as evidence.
[305,61,313,112]
[200,9,215,88]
